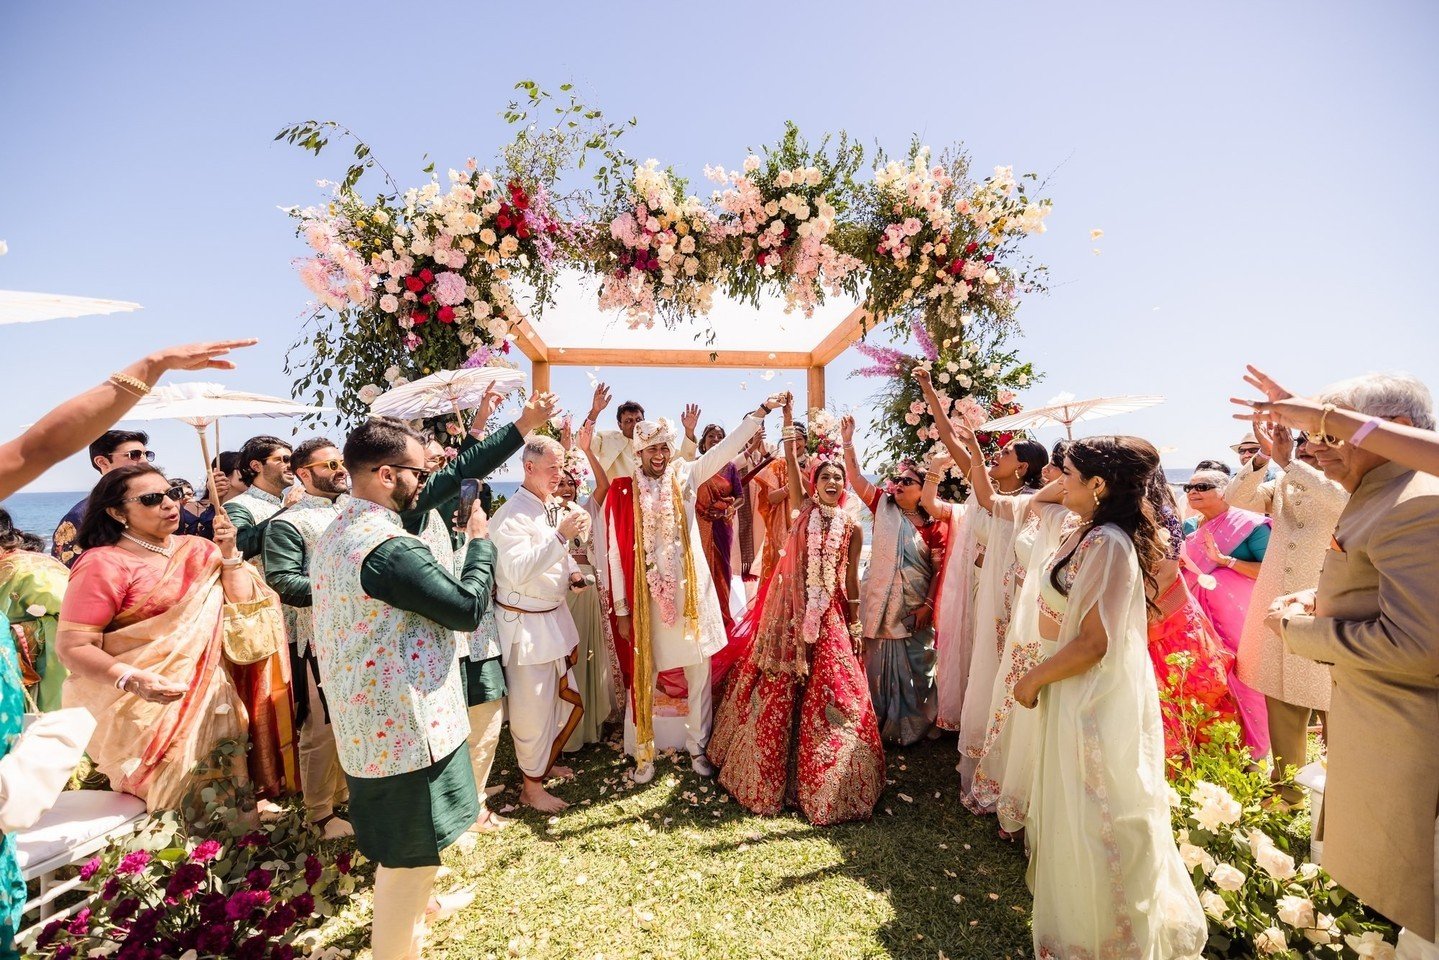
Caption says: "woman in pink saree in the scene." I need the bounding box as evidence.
[57,464,291,812]
[708,398,884,826]
[1179,467,1272,757]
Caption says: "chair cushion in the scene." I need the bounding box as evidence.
[16,791,147,876]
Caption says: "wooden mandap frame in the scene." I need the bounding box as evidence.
[510,305,871,409]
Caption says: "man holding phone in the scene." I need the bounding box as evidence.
[262,436,353,840]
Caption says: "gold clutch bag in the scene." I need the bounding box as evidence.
[222,596,284,665]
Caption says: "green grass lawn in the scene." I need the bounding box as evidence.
[379,733,1038,960]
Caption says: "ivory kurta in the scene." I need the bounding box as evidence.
[1226,459,1347,710]
[593,429,697,481]
[604,416,762,672]
[1281,461,1439,941]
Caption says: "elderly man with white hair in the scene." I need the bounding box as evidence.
[1259,372,1439,958]
[600,394,786,784]
[490,433,592,813]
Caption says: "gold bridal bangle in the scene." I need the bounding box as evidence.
[109,372,151,397]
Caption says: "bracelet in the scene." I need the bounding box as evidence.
[109,372,151,397]
[847,622,862,638]
[1318,403,1335,441]
[221,555,246,568]
[115,669,137,692]
[1350,417,1380,448]
[1223,556,1236,569]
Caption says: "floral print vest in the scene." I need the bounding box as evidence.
[310,498,468,779]
[271,494,341,657]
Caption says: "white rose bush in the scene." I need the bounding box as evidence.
[1169,720,1397,958]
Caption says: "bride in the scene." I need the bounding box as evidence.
[707,394,884,825]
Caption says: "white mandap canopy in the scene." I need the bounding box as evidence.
[512,273,869,409]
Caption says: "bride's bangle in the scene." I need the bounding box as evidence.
[221,555,246,569]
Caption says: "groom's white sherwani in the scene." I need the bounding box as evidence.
[492,485,582,779]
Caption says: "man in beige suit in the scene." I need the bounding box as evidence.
[1272,372,1439,957]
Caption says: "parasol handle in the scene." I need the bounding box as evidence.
[198,424,220,508]
[450,397,467,438]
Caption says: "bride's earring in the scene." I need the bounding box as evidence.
[1092,484,1103,509]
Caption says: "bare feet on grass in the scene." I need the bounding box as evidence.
[520,777,569,813]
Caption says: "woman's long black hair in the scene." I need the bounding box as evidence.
[77,464,167,550]
[1049,436,1165,617]
[1012,439,1049,490]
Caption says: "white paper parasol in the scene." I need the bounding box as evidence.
[0,289,142,326]
[978,393,1166,440]
[123,382,331,503]
[369,367,525,434]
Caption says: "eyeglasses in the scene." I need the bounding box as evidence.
[298,459,345,472]
[892,477,920,487]
[1236,446,1261,456]
[373,464,432,485]
[1183,482,1218,493]
[113,450,156,463]
[265,454,293,465]
[123,486,187,507]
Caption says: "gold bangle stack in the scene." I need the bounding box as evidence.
[109,372,151,398]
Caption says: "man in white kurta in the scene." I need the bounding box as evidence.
[490,435,591,813]
[601,396,782,784]
[582,383,700,480]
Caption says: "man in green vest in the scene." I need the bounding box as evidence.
[224,434,296,559]
[311,417,496,960]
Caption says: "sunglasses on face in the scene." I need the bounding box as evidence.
[1183,482,1218,493]
[892,477,920,487]
[1237,446,1261,456]
[113,450,156,463]
[299,459,345,472]
[374,464,432,486]
[266,454,293,465]
[123,486,187,507]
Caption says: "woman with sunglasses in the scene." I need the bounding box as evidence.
[1179,467,1272,758]
[841,415,947,746]
[55,463,278,813]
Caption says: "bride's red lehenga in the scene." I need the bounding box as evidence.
[707,500,885,826]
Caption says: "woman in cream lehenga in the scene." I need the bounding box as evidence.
[1014,437,1206,960]
[57,464,286,812]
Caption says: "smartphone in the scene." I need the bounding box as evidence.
[457,479,481,528]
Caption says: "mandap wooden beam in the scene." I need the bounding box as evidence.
[545,347,814,369]
[809,305,873,367]
[511,317,549,363]
[807,367,826,410]
[531,360,551,393]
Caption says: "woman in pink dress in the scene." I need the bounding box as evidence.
[708,396,884,826]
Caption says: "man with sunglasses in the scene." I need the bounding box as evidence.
[224,435,296,560]
[261,437,353,840]
[310,417,497,960]
[51,429,152,568]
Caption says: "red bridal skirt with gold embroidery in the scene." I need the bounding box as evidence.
[708,600,885,826]
[1146,578,1239,765]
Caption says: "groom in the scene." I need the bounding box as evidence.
[601,393,784,783]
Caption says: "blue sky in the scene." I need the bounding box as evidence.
[3,0,1436,492]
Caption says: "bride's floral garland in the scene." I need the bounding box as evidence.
[802,503,849,641]
[636,465,683,625]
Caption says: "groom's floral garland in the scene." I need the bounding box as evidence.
[280,87,1051,419]
[636,465,683,625]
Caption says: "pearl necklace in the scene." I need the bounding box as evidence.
[121,532,176,558]
[996,480,1025,495]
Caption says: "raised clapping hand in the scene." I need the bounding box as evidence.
[839,414,855,444]
[587,382,613,422]
[681,403,702,437]
[913,366,931,388]
[517,391,560,434]
[472,385,505,433]
[577,419,595,453]
[1200,529,1224,565]
[1270,419,1295,467]
[1231,366,1326,433]
[556,507,588,542]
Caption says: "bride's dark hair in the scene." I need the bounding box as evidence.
[1049,436,1165,617]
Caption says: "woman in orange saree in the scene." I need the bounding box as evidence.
[57,464,294,812]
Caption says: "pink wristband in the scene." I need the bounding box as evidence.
[1350,417,1380,448]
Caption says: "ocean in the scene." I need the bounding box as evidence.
[2,482,527,551]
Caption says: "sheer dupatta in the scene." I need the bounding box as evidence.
[934,494,979,731]
[1026,526,1207,959]
[61,540,251,812]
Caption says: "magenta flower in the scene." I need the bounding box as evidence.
[225,889,272,920]
[66,906,92,935]
[78,856,102,881]
[303,854,323,886]
[336,850,353,875]
[101,876,121,900]
[247,867,274,890]
[165,862,208,900]
[260,902,299,937]
[290,892,315,918]
[116,850,152,876]
[190,838,223,862]
[111,897,140,924]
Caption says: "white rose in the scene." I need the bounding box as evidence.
[383,366,402,383]
[1252,836,1297,881]
[1276,894,1315,930]
[743,154,761,173]
[1297,862,1320,881]
[777,170,793,188]
[937,371,951,384]
[357,384,384,405]
[1255,927,1287,954]
[957,374,973,389]
[1199,890,1229,923]
[379,294,400,314]
[806,167,822,186]
[1303,913,1338,945]
[1178,843,1215,875]
[678,235,696,255]
[1345,931,1397,958]
[1210,863,1246,891]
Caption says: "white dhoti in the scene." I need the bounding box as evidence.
[623,657,712,757]
[505,653,582,779]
